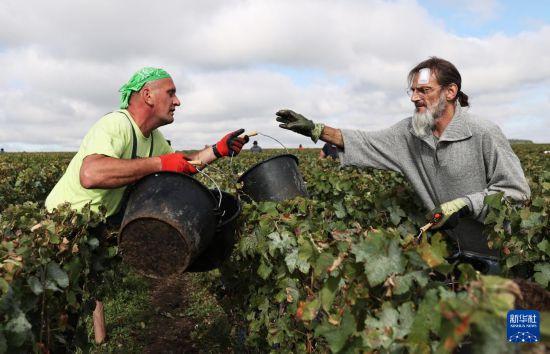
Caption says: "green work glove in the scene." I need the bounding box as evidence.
[276,109,325,143]
[427,198,470,230]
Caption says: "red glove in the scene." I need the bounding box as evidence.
[212,128,250,157]
[159,153,198,175]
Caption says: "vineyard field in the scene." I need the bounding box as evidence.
[0,145,549,353]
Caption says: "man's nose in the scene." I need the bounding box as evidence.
[174,95,181,106]
[410,90,421,103]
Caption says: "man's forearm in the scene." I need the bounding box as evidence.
[320,126,344,148]
[188,146,218,166]
[80,154,161,189]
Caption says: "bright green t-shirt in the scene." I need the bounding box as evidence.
[45,110,173,217]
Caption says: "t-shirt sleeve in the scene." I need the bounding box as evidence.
[79,115,131,158]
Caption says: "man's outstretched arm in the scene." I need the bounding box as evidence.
[319,126,344,148]
[187,128,250,167]
[276,109,343,147]
[276,109,404,173]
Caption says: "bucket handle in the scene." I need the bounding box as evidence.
[194,167,223,210]
[257,132,290,154]
[200,161,237,184]
[193,158,255,205]
[228,131,290,175]
[198,131,293,193]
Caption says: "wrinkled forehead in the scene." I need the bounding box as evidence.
[411,68,438,87]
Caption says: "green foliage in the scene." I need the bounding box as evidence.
[211,146,549,353]
[0,144,548,352]
[0,153,72,212]
[0,152,118,352]
[482,146,549,287]
[0,202,116,352]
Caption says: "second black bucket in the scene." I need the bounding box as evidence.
[237,154,308,202]
[119,172,218,279]
[187,190,241,272]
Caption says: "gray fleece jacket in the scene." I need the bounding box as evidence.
[338,105,531,256]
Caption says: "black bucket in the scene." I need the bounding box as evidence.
[187,190,241,272]
[447,251,501,275]
[237,154,308,202]
[119,172,218,279]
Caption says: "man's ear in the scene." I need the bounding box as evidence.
[141,85,154,106]
[446,83,459,101]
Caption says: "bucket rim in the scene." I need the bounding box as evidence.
[237,153,299,183]
[132,170,217,204]
[209,190,242,227]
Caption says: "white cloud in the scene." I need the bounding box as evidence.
[0,0,549,152]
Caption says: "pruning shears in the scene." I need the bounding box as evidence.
[415,212,442,244]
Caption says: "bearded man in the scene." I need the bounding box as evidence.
[275,57,530,270]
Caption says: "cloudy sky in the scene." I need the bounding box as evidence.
[1,0,549,151]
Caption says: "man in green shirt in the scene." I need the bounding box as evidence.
[45,67,249,343]
[46,67,249,220]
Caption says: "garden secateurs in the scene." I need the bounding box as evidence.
[415,212,442,244]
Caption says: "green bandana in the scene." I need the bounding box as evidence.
[119,67,171,108]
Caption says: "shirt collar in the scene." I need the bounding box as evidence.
[439,104,473,142]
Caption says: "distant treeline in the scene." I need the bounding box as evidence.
[509,139,534,144]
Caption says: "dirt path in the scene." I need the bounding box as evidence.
[141,272,233,353]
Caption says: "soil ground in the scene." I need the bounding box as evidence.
[91,270,235,353]
[143,272,233,353]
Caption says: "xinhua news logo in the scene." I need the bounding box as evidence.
[507,310,540,343]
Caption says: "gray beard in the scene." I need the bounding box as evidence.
[412,94,446,138]
[412,110,435,138]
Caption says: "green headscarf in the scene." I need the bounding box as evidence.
[119,67,171,109]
